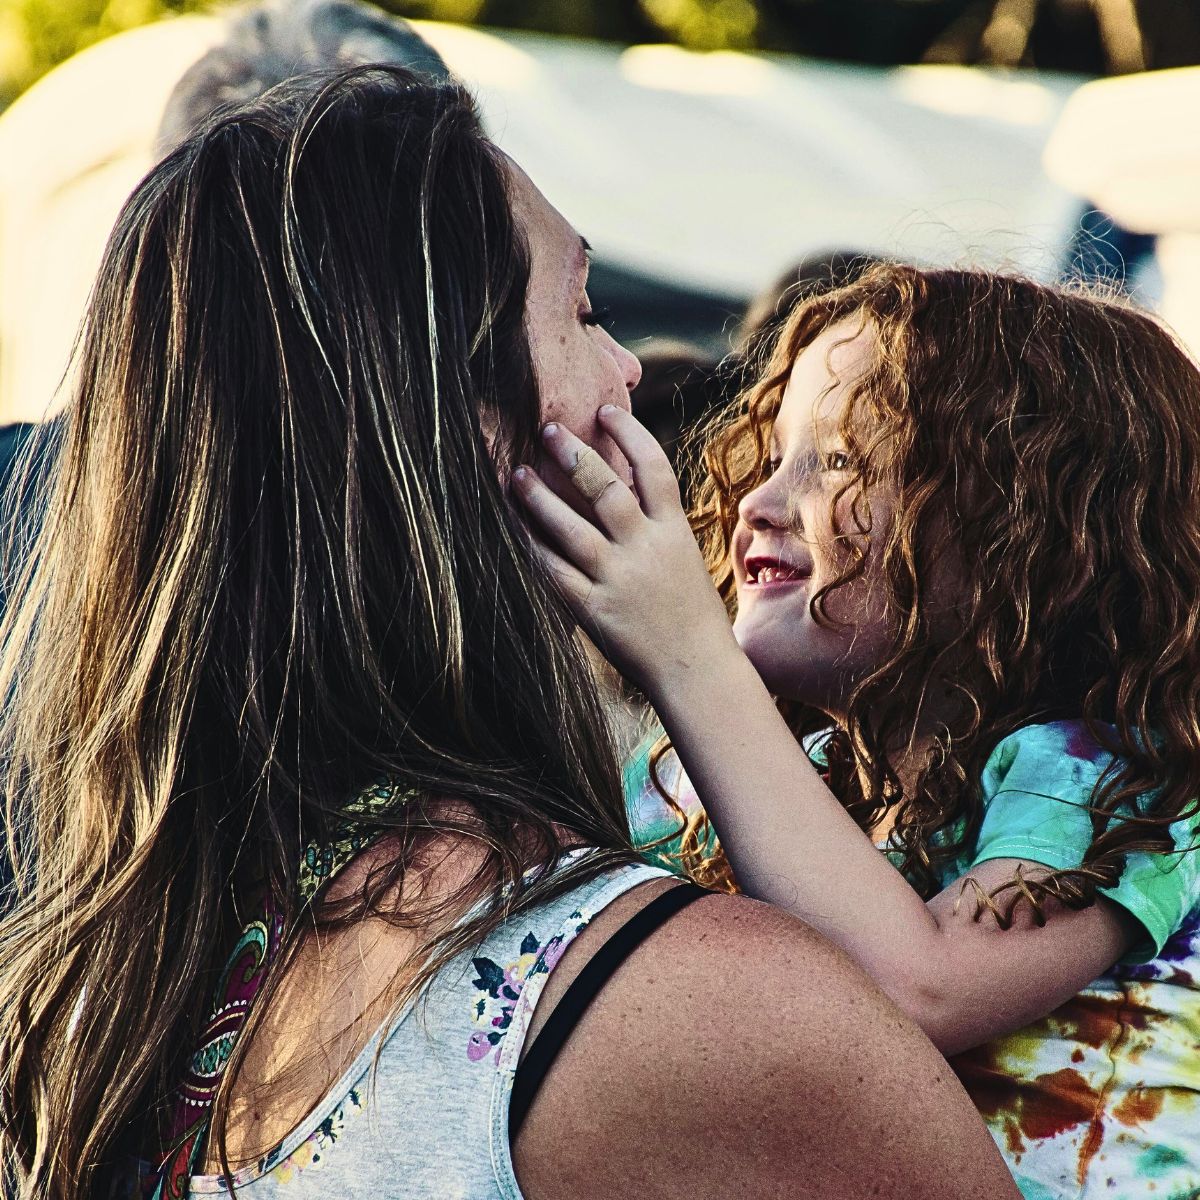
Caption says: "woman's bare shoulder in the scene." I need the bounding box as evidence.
[514,886,1018,1200]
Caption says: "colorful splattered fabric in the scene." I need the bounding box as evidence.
[622,730,717,870]
[942,721,1200,1200]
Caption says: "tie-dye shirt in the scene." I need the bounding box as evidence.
[623,730,719,869]
[939,721,1200,1200]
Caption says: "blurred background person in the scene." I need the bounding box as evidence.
[736,249,883,358]
[155,0,448,152]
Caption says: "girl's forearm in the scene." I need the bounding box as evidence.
[646,645,1140,1055]
[647,642,949,999]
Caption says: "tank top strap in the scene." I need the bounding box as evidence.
[482,857,684,1198]
[507,879,708,1137]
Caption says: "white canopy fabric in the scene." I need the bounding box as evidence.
[447,36,1083,296]
[1043,67,1200,358]
[0,16,226,425]
[1044,66,1200,237]
[0,15,1084,422]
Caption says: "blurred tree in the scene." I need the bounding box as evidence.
[923,0,1164,74]
[1137,0,1200,69]
[758,0,970,62]
[637,0,759,49]
[1,0,198,104]
[2,0,1197,110]
[922,0,1107,69]
[466,0,661,43]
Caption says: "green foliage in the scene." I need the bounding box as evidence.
[1,0,1185,110]
[639,0,758,50]
[0,0,200,105]
[0,0,755,106]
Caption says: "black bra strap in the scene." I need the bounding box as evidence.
[508,881,709,1139]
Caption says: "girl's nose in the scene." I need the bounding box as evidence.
[738,472,790,531]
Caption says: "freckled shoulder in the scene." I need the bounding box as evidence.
[513,889,1020,1200]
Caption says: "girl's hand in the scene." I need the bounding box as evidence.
[512,405,738,695]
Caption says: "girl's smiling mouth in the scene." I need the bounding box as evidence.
[743,554,812,588]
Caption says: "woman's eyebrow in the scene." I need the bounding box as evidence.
[565,235,591,300]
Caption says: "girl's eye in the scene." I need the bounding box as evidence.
[824,450,851,471]
[764,457,782,478]
[581,305,613,331]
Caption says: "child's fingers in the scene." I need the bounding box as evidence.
[596,405,683,520]
[539,423,643,542]
[528,535,596,614]
[511,465,608,580]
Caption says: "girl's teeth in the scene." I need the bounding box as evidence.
[759,566,799,584]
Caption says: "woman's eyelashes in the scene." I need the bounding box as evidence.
[580,304,613,330]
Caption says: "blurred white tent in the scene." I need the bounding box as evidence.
[0,16,223,425]
[1045,67,1200,236]
[0,13,1085,423]
[1045,67,1200,359]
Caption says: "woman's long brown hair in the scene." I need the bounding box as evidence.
[688,264,1200,912]
[0,67,636,1198]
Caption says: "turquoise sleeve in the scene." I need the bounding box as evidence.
[966,723,1200,962]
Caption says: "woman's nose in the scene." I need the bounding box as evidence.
[608,333,642,394]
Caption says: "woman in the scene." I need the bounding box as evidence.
[0,67,1017,1199]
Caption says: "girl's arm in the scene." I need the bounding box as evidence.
[514,409,1140,1055]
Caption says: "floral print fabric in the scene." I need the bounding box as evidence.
[467,923,583,1066]
[137,781,412,1198]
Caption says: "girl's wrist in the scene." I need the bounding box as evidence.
[643,625,755,708]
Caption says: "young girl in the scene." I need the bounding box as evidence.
[514,264,1200,1200]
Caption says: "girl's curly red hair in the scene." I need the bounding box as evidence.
[682,263,1200,915]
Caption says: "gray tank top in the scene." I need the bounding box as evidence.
[187,853,673,1198]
